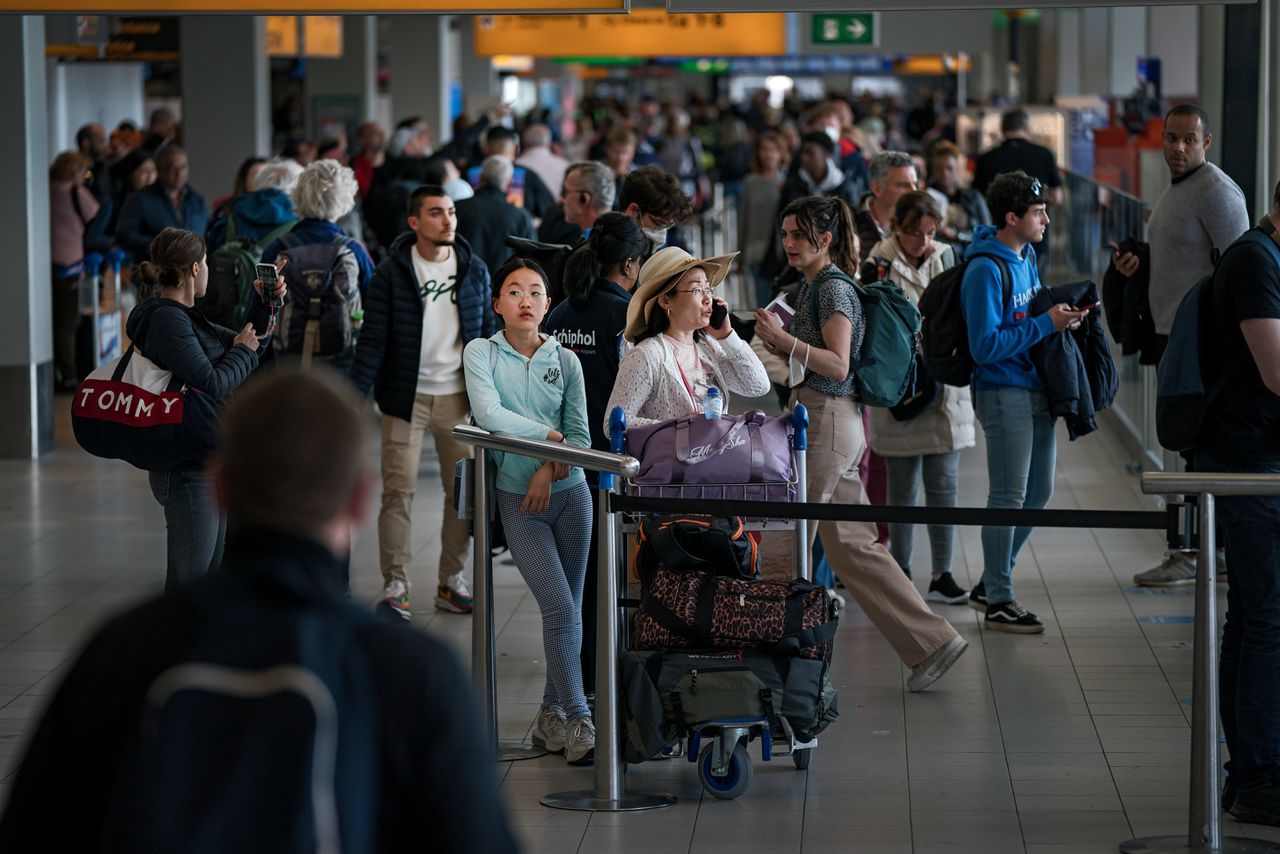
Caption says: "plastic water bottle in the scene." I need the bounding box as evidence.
[703,387,723,420]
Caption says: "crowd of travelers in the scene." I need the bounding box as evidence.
[22,86,1280,845]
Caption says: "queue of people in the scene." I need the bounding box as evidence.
[33,88,1280,842]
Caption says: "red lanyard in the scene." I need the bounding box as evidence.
[666,336,701,409]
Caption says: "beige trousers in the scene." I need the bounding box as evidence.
[795,387,959,667]
[378,391,472,591]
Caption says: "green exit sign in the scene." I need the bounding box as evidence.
[811,13,875,46]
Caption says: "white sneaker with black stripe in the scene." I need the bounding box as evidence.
[984,601,1044,634]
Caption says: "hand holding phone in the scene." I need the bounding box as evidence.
[709,300,728,331]
[1076,300,1099,311]
[255,262,285,308]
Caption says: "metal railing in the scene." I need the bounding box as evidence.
[1121,472,1280,854]
[451,423,676,811]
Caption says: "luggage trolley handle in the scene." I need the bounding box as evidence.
[790,404,810,583]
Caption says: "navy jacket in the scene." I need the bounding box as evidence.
[544,277,631,469]
[1029,280,1118,440]
[349,232,495,422]
[0,530,518,854]
[455,186,535,276]
[125,298,258,402]
[116,184,210,260]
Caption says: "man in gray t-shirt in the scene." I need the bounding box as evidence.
[1113,105,1249,588]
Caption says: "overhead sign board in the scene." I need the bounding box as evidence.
[670,0,1243,10]
[475,10,784,58]
[810,13,877,47]
[13,0,626,12]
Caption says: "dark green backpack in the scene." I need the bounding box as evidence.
[199,216,296,328]
[809,268,921,407]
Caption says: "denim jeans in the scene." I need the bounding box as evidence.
[974,387,1056,605]
[885,451,962,577]
[148,468,225,593]
[1197,451,1280,792]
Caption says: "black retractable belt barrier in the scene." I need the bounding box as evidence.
[611,495,1183,545]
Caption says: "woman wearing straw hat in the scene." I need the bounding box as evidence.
[604,246,770,431]
[752,195,967,693]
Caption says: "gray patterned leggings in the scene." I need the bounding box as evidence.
[496,482,593,719]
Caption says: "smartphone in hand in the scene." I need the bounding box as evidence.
[255,262,285,308]
[709,301,728,330]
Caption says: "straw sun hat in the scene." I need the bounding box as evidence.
[624,246,738,343]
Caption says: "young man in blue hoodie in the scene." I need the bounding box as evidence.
[960,172,1087,633]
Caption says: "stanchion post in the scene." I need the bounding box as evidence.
[470,448,496,748]
[542,409,676,812]
[471,449,546,763]
[1189,492,1220,849]
[1120,487,1278,853]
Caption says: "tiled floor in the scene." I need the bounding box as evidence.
[3,395,1280,853]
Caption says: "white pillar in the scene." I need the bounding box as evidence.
[388,15,452,146]
[0,16,51,458]
[1108,7,1146,97]
[180,16,271,199]
[458,15,497,110]
[304,15,378,137]
[1054,9,1082,97]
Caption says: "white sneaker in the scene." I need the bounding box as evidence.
[378,581,411,621]
[565,715,595,765]
[1134,552,1197,587]
[531,705,568,753]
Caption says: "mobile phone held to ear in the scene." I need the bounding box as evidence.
[709,300,728,330]
[255,262,285,308]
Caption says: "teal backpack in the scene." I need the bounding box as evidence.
[809,269,921,407]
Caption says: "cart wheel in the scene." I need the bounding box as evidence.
[699,743,753,800]
[792,748,812,770]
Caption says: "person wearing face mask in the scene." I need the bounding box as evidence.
[462,257,595,766]
[753,195,968,693]
[125,227,285,591]
[860,191,975,605]
[605,247,769,432]
[616,166,694,258]
[543,212,647,700]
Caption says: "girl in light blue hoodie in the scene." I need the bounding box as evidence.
[462,257,596,765]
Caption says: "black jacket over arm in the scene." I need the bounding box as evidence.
[1101,241,1163,364]
[1029,280,1118,440]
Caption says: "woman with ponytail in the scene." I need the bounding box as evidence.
[124,226,286,591]
[753,195,967,693]
[543,211,646,698]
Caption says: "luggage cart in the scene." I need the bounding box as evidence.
[610,405,824,800]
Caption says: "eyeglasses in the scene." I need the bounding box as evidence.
[676,287,717,299]
[502,289,547,300]
[642,212,678,231]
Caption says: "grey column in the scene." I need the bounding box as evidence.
[388,15,452,146]
[180,16,271,200]
[304,15,378,137]
[1198,5,1226,167]
[0,16,51,459]
[458,15,497,112]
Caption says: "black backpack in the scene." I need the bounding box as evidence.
[634,515,758,584]
[98,579,381,854]
[199,216,297,329]
[918,254,1011,387]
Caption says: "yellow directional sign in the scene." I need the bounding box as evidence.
[474,9,784,58]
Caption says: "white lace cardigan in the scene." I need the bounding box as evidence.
[603,331,771,437]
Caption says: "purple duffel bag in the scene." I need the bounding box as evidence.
[625,410,794,498]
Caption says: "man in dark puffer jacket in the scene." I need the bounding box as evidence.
[350,184,496,620]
